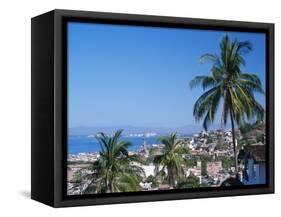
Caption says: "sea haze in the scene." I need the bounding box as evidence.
[68,125,222,136]
[67,125,223,154]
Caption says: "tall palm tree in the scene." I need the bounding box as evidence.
[91,130,144,193]
[153,133,189,189]
[189,35,264,173]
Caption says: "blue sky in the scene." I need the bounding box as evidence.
[67,22,266,129]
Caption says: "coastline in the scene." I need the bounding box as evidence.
[67,125,266,195]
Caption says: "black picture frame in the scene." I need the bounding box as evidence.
[31,9,274,207]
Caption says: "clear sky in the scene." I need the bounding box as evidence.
[67,22,266,129]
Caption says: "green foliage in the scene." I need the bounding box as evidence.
[239,122,253,135]
[73,170,83,183]
[214,135,226,150]
[239,122,265,147]
[217,156,234,169]
[146,175,158,188]
[153,133,190,188]
[190,35,265,173]
[185,159,196,168]
[177,173,201,189]
[239,138,250,146]
[83,185,100,194]
[198,155,212,176]
[155,170,169,185]
[200,183,209,188]
[256,134,265,143]
[89,130,144,193]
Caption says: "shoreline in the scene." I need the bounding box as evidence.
[67,126,266,195]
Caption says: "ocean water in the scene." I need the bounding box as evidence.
[68,135,160,154]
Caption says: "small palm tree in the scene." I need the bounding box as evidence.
[153,133,189,189]
[190,35,264,173]
[91,130,144,193]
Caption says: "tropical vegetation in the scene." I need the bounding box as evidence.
[68,35,266,194]
[189,35,264,173]
[88,130,144,193]
[152,133,190,189]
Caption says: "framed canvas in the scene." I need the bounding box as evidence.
[31,9,274,207]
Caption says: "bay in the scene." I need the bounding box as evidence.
[68,135,160,154]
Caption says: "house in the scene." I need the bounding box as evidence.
[241,144,266,185]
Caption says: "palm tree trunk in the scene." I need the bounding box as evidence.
[220,96,227,152]
[105,173,110,193]
[172,169,176,189]
[168,168,174,189]
[229,109,238,174]
[221,93,227,132]
[108,172,114,193]
[110,181,114,193]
